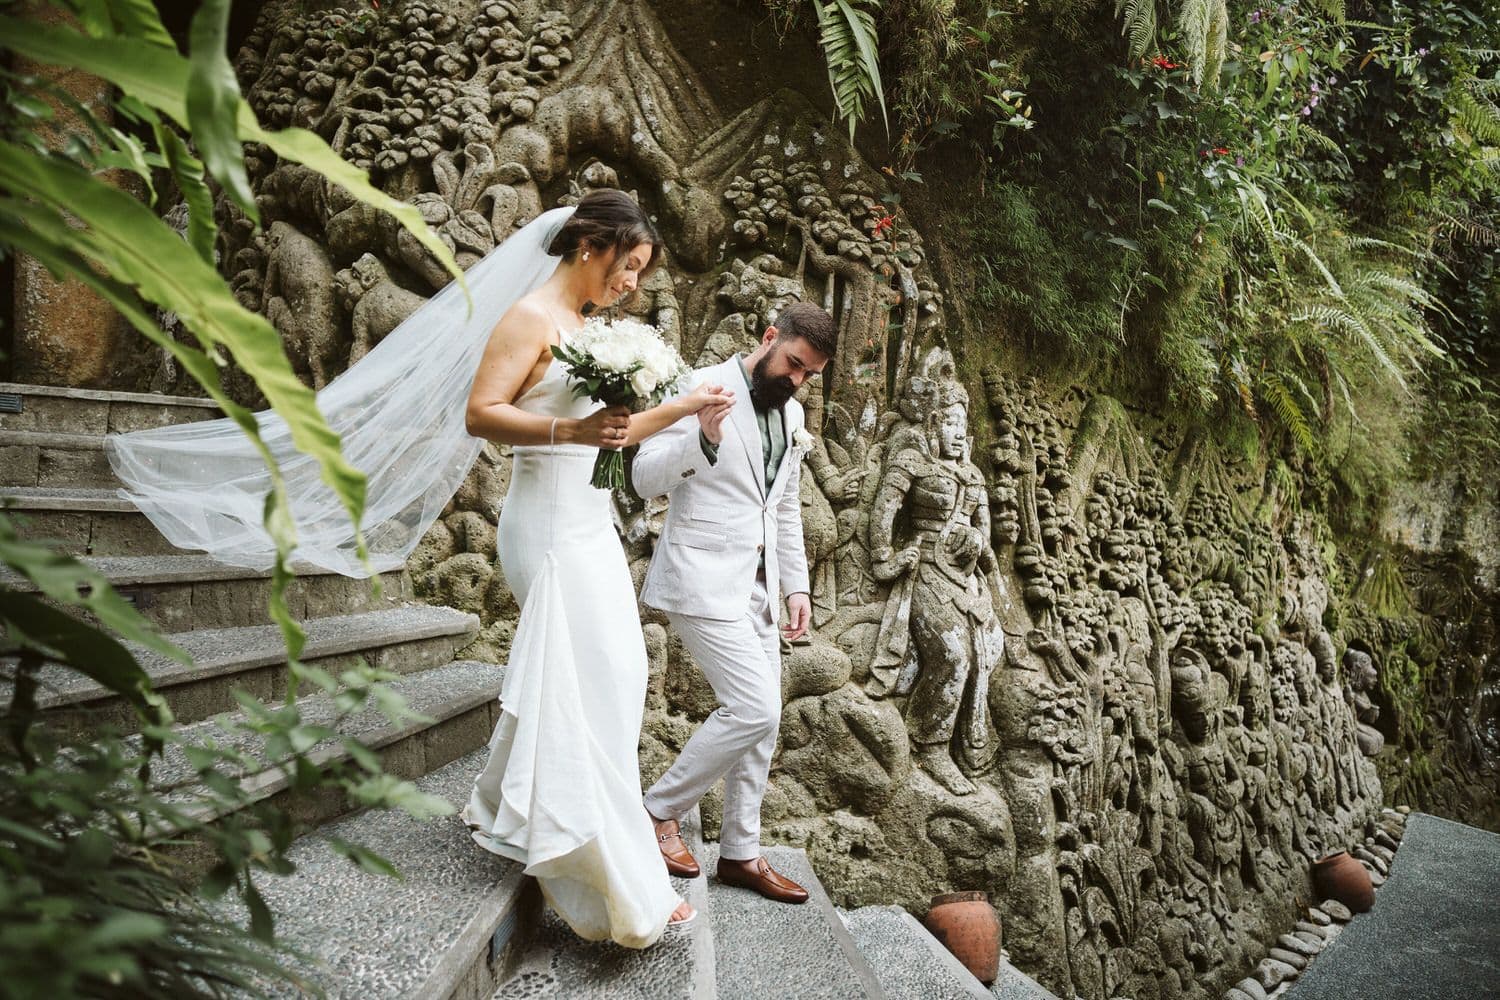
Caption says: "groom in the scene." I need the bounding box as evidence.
[632,302,837,904]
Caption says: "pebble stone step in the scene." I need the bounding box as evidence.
[841,905,991,999]
[218,748,531,1000]
[988,961,1064,1000]
[0,381,222,435]
[149,658,506,833]
[0,428,118,489]
[700,843,888,999]
[0,603,481,733]
[1,486,178,555]
[492,807,716,999]
[0,553,412,633]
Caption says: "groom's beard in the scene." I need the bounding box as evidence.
[750,352,796,412]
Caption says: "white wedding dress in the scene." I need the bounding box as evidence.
[459,331,680,948]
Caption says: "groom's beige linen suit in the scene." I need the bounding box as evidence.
[634,356,809,861]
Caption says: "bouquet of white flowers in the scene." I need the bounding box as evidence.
[552,316,691,490]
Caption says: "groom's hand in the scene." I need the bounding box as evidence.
[783,592,811,641]
[698,397,733,444]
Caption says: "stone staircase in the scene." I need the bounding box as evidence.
[0,381,1064,999]
[0,381,499,888]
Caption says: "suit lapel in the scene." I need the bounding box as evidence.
[767,405,798,499]
[727,359,766,498]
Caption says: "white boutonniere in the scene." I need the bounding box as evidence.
[791,427,816,457]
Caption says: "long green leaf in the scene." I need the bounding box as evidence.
[0,514,184,664]
[155,123,218,264]
[105,0,176,48]
[0,198,312,662]
[0,147,367,548]
[186,0,257,222]
[0,590,170,726]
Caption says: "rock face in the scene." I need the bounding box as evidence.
[217,2,1391,997]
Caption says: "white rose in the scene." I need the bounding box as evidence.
[590,338,630,372]
[630,367,660,398]
[793,427,816,452]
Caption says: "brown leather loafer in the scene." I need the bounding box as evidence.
[653,819,701,878]
[715,856,809,904]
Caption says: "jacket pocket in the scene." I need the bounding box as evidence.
[674,526,727,551]
[689,503,729,524]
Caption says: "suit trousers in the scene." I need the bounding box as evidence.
[643,570,781,861]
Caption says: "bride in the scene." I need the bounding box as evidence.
[106,190,733,948]
[458,189,732,946]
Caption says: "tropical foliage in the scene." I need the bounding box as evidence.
[780,0,1499,525]
[1,0,462,994]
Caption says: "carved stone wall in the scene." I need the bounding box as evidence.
[218,3,1423,997]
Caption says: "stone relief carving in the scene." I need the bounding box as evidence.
[226,3,1395,996]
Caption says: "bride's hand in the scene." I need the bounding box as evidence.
[571,405,631,448]
[679,383,734,415]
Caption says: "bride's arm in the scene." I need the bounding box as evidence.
[623,383,734,446]
[466,303,627,447]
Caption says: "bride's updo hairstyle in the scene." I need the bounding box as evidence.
[547,189,664,279]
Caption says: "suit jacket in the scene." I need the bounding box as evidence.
[633,358,810,625]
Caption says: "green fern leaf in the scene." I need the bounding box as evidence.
[1118,0,1157,61]
[1261,372,1316,453]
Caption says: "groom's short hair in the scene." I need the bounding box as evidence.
[772,302,837,358]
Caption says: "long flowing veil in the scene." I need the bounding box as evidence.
[104,206,577,577]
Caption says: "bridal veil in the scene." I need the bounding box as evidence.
[104,206,575,577]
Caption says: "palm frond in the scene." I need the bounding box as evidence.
[814,0,889,142]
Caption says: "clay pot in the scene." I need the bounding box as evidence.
[923,891,1001,984]
[1312,851,1375,913]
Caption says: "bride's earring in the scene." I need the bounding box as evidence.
[582,251,590,262]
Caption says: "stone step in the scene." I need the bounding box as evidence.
[150,659,504,836]
[0,553,413,634]
[215,748,533,999]
[1,603,481,734]
[0,429,117,489]
[1,486,175,555]
[841,905,991,999]
[987,962,1064,1000]
[701,843,887,999]
[0,381,221,436]
[492,806,716,1000]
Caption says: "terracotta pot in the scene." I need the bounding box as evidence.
[1312,850,1375,913]
[923,891,1001,985]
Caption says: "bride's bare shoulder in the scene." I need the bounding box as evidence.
[491,293,555,346]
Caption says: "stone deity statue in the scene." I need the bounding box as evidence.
[866,374,1004,795]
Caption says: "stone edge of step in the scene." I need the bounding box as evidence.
[155,658,504,830]
[0,551,405,591]
[0,429,108,449]
[702,841,889,1000]
[0,486,136,510]
[215,747,527,1000]
[5,603,480,710]
[0,381,222,409]
[682,805,717,1000]
[841,905,991,1000]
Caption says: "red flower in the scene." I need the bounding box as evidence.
[1213,146,1230,155]
[871,209,896,240]
[370,0,380,8]
[1151,55,1181,70]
